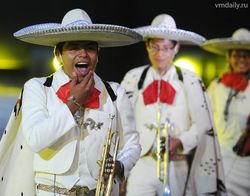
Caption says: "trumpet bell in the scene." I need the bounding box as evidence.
[163,185,171,196]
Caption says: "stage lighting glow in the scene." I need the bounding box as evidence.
[0,59,22,70]
[174,57,202,77]
[52,57,61,71]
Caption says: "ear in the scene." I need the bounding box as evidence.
[54,48,63,65]
[174,43,180,54]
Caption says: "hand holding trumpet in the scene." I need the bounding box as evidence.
[104,155,124,180]
[159,137,183,158]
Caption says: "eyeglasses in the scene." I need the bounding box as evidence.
[230,50,250,59]
[148,44,175,54]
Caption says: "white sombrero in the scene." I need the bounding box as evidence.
[134,14,206,45]
[14,8,142,48]
[202,28,250,55]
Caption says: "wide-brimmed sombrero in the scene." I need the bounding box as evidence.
[202,28,250,55]
[14,8,142,48]
[134,14,206,45]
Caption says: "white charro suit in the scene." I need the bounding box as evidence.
[121,65,226,196]
[208,78,250,196]
[0,68,141,195]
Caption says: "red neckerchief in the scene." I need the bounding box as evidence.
[56,81,101,109]
[142,80,176,105]
[220,72,249,92]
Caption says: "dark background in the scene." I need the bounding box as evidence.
[0,0,249,134]
[0,0,249,84]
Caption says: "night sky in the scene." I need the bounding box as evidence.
[0,0,249,84]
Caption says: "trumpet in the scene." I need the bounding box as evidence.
[155,79,171,195]
[156,118,171,196]
[95,114,120,196]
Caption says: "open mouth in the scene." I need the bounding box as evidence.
[75,62,88,68]
[75,62,89,76]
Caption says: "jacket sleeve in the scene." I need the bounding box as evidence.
[112,83,141,179]
[21,78,77,152]
[179,72,212,153]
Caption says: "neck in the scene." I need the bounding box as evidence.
[154,64,172,76]
[245,71,250,79]
[231,70,250,79]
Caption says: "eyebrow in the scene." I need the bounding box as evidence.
[67,41,97,45]
[149,43,175,48]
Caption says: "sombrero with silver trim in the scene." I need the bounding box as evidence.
[134,14,206,45]
[202,28,250,55]
[14,8,142,47]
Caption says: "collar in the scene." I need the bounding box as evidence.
[146,65,175,84]
[52,68,103,93]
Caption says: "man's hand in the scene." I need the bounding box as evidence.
[70,70,95,105]
[104,156,124,180]
[66,71,95,113]
[169,137,183,156]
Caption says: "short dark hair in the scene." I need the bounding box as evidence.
[228,49,250,56]
[55,42,65,54]
[54,41,99,55]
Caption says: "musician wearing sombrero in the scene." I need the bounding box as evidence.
[0,8,142,196]
[204,28,250,196]
[121,14,226,196]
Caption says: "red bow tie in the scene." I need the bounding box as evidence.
[56,82,101,109]
[220,72,249,91]
[142,80,176,105]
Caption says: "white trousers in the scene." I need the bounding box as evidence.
[126,156,188,196]
[222,149,250,196]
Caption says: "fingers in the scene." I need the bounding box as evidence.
[105,157,114,166]
[69,71,94,102]
[104,162,114,178]
[71,76,78,87]
[71,71,80,83]
[169,138,175,155]
[169,138,183,155]
[77,71,94,92]
[104,156,114,174]
[106,163,113,167]
[79,70,93,85]
[72,70,93,86]
[103,159,123,179]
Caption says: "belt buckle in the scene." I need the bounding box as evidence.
[71,186,89,196]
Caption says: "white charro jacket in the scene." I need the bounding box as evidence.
[0,68,141,195]
[121,65,210,156]
[208,78,250,152]
[121,65,227,195]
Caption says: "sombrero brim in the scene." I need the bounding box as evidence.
[134,26,206,46]
[14,23,142,47]
[202,38,250,55]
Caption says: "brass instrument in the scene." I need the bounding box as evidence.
[95,114,120,196]
[156,79,171,196]
[156,118,171,196]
